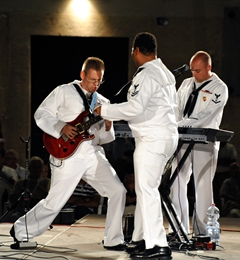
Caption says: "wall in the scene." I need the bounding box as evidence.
[0,0,240,165]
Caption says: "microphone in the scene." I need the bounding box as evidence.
[173,64,189,75]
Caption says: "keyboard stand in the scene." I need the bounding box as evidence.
[160,138,197,244]
[113,124,234,246]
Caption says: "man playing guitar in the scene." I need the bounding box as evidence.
[10,57,127,251]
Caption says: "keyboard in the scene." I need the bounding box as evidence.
[114,124,234,143]
[178,127,234,142]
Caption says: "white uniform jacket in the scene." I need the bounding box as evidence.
[170,73,229,235]
[101,58,178,137]
[34,80,115,158]
[177,73,228,130]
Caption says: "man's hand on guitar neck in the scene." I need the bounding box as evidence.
[61,124,78,139]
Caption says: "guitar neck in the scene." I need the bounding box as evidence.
[82,115,102,130]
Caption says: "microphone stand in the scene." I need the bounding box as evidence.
[0,136,37,249]
[20,136,32,214]
[0,136,31,221]
[175,72,184,79]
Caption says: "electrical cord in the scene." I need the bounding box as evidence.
[171,246,226,260]
[36,243,78,253]
[183,250,226,260]
[0,242,77,260]
[0,254,69,260]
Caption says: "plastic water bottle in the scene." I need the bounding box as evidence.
[206,203,220,245]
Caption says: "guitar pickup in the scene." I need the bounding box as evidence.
[61,134,68,142]
[76,123,85,134]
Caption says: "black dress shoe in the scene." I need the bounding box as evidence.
[126,239,145,254]
[10,226,19,243]
[129,240,142,245]
[130,245,172,259]
[104,242,128,251]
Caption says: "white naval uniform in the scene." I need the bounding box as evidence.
[101,58,179,249]
[13,80,126,246]
[170,73,228,235]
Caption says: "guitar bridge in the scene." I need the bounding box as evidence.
[76,123,85,134]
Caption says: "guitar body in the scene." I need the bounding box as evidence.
[43,111,95,159]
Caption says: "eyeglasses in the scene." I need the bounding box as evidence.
[85,74,105,85]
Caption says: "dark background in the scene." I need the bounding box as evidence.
[30,36,129,160]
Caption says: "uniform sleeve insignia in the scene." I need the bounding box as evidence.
[212,93,221,104]
[131,84,139,97]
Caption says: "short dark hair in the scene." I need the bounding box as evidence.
[132,32,157,56]
[82,57,105,73]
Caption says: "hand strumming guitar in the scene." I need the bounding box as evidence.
[61,124,78,139]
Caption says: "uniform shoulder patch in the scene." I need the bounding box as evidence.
[212,93,221,104]
[131,84,140,97]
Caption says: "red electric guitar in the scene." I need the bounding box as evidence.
[43,111,102,159]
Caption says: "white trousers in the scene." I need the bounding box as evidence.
[132,134,178,249]
[170,142,218,235]
[14,148,126,247]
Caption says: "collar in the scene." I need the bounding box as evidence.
[79,82,91,97]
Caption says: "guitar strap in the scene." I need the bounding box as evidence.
[73,83,94,116]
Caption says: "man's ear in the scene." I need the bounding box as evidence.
[135,47,140,54]
[80,71,84,79]
[207,64,212,71]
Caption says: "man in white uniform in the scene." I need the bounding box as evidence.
[170,51,228,236]
[95,32,178,259]
[10,57,127,251]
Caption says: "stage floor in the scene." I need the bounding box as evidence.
[0,214,239,260]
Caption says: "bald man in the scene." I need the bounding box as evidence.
[170,51,228,236]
